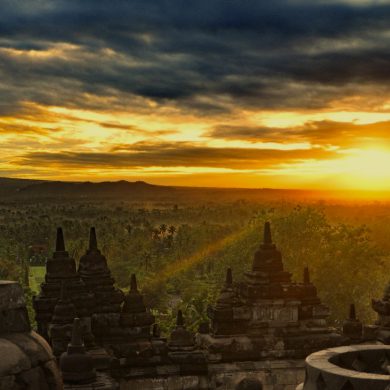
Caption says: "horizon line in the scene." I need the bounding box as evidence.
[2,175,390,196]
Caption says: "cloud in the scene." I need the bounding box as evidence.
[209,120,390,147]
[0,0,389,117]
[0,121,59,135]
[16,141,339,170]
[81,120,177,136]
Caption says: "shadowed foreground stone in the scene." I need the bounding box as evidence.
[236,378,263,389]
[78,228,124,317]
[60,318,96,384]
[49,282,77,357]
[297,345,390,390]
[34,227,95,347]
[0,280,62,390]
[31,225,351,389]
[167,310,208,376]
[200,222,345,363]
[372,276,390,344]
[342,303,363,342]
[60,318,118,390]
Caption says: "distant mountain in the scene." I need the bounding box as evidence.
[1,178,176,199]
[0,177,45,195]
[19,179,164,195]
[0,176,313,203]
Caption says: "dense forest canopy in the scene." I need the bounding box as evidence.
[0,189,389,334]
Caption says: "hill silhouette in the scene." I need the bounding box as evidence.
[0,176,310,202]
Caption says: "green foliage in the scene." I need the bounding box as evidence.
[272,207,386,324]
[0,199,388,334]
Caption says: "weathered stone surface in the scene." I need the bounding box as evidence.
[101,273,168,368]
[3,332,53,368]
[118,356,305,389]
[0,331,58,387]
[0,338,31,376]
[342,303,363,342]
[235,378,263,389]
[0,281,30,333]
[169,311,195,350]
[199,222,345,364]
[28,223,354,389]
[0,281,26,310]
[18,366,48,390]
[298,345,390,390]
[78,228,124,317]
[120,274,154,330]
[64,372,118,389]
[0,280,62,390]
[43,360,64,390]
[34,228,94,344]
[49,282,78,357]
[0,375,16,389]
[372,277,390,346]
[60,318,96,384]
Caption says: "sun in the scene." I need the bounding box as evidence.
[339,148,390,192]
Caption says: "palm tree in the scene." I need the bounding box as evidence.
[159,224,167,237]
[152,228,160,241]
[168,225,176,236]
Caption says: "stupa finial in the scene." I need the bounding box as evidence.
[152,323,161,338]
[304,266,310,284]
[89,227,98,251]
[263,222,272,245]
[177,310,184,326]
[56,227,65,252]
[349,303,356,320]
[226,268,233,286]
[130,273,138,292]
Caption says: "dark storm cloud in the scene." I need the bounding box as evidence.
[17,141,338,170]
[210,120,390,147]
[1,0,390,115]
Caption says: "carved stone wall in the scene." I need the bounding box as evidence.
[118,359,306,390]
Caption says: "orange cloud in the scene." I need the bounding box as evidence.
[209,120,390,148]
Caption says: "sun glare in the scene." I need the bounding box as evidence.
[339,148,390,191]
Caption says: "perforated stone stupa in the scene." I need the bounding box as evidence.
[0,281,62,389]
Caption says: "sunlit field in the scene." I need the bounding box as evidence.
[28,266,45,294]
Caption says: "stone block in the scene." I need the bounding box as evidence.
[296,370,305,383]
[127,378,164,390]
[4,332,54,367]
[0,281,25,310]
[0,375,16,390]
[275,370,297,385]
[42,359,63,389]
[181,376,201,390]
[18,366,48,390]
[270,361,290,369]
[0,338,31,376]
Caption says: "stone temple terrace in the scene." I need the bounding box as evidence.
[1,223,390,389]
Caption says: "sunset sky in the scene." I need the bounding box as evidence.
[1,0,390,191]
